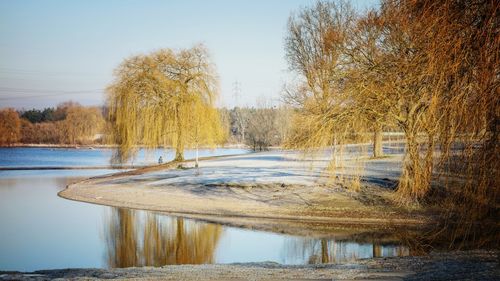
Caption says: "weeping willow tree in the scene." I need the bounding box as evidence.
[107,45,225,162]
[371,0,499,211]
[395,0,499,246]
[286,0,498,246]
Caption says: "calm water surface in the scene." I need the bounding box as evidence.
[0,147,249,167]
[0,148,408,272]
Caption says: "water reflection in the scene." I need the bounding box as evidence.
[105,208,222,267]
[0,151,415,272]
[105,208,410,267]
[284,238,409,264]
[0,171,411,271]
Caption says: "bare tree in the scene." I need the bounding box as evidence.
[274,105,294,144]
[62,106,105,144]
[231,107,250,144]
[284,0,358,154]
[344,10,393,158]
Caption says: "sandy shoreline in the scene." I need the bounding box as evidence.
[59,149,431,237]
[11,148,498,280]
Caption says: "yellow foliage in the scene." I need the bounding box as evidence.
[63,106,105,144]
[106,45,223,162]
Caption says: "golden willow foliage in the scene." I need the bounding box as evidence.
[187,102,226,151]
[107,45,224,162]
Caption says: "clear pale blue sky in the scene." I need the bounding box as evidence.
[0,0,379,109]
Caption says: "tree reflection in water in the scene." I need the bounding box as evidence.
[285,238,409,264]
[105,208,222,268]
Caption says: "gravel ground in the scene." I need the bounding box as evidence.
[1,250,498,281]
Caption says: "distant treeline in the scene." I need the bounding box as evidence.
[0,102,106,146]
[0,102,293,149]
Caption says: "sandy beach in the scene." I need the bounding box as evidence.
[59,148,430,237]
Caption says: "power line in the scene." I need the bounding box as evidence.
[0,67,107,77]
[0,87,104,100]
[0,86,103,94]
[0,93,92,101]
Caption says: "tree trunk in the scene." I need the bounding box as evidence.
[174,137,184,161]
[321,239,329,263]
[175,142,184,161]
[396,124,433,204]
[397,128,419,203]
[174,107,184,162]
[373,244,382,258]
[373,128,383,158]
[175,218,185,264]
[195,144,199,168]
[331,136,337,168]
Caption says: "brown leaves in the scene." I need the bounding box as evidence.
[0,108,21,145]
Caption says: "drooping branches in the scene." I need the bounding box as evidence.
[284,0,499,231]
[107,45,224,162]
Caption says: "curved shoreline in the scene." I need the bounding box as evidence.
[59,150,430,237]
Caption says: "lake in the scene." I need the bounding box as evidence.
[0,147,408,272]
[0,147,249,168]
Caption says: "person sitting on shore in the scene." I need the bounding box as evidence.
[158,156,163,164]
